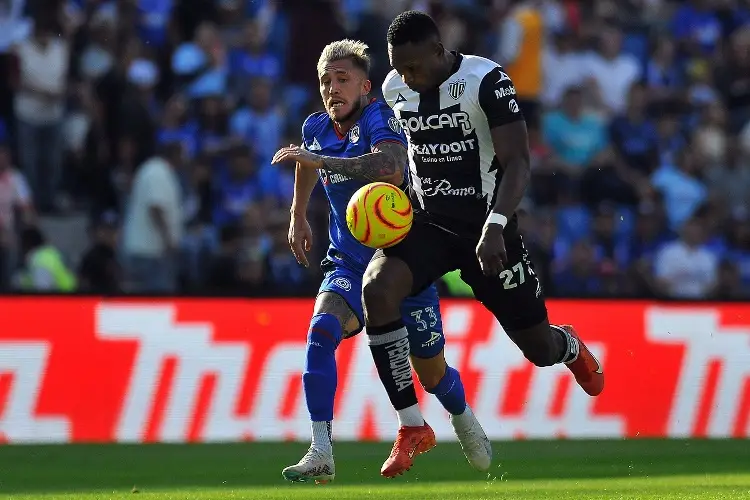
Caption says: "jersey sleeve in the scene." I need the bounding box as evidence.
[300,114,313,147]
[477,65,525,129]
[364,102,407,150]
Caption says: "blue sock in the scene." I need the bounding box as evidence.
[303,313,343,422]
[425,365,467,415]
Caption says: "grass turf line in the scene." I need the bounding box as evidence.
[0,440,747,499]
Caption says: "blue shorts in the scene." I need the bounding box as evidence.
[319,258,445,359]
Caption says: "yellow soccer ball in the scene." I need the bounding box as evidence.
[346,182,413,249]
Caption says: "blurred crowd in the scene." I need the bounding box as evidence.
[0,0,749,300]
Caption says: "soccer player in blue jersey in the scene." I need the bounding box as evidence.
[271,40,491,482]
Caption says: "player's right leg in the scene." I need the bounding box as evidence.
[404,289,492,473]
[282,265,363,484]
[362,220,456,477]
[459,226,604,397]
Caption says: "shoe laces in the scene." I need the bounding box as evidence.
[301,446,328,463]
[388,428,411,458]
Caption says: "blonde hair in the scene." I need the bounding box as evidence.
[317,39,371,76]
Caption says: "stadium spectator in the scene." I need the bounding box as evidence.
[540,86,608,202]
[541,29,586,109]
[229,77,284,167]
[14,225,76,292]
[0,136,33,290]
[77,210,120,294]
[121,141,185,293]
[654,215,719,298]
[652,147,709,230]
[496,0,545,127]
[552,239,603,297]
[12,13,70,213]
[583,25,641,115]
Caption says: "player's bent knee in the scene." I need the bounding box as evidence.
[412,352,448,390]
[509,330,559,367]
[307,313,344,352]
[314,292,361,336]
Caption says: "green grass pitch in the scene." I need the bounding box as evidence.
[0,440,748,499]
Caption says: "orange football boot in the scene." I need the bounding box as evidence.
[559,325,605,396]
[380,423,436,478]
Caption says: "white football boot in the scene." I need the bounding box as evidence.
[450,405,492,472]
[282,447,335,484]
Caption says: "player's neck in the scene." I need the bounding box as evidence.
[436,50,458,87]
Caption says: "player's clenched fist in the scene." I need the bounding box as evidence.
[476,224,507,277]
[272,144,323,169]
[288,215,313,268]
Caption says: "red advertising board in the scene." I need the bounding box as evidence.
[0,297,748,443]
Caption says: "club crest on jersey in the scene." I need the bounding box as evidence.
[388,116,402,134]
[332,277,352,291]
[349,124,360,144]
[448,79,466,100]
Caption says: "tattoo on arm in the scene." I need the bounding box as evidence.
[318,142,407,183]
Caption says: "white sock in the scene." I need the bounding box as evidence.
[451,404,473,430]
[397,403,424,427]
[311,421,333,454]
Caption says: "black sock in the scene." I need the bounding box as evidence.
[551,325,579,363]
[367,319,419,410]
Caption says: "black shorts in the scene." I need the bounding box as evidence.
[374,214,547,332]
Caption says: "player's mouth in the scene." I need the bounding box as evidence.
[329,99,346,111]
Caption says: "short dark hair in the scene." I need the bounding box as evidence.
[387,10,440,46]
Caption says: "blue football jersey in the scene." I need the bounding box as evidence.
[301,99,407,272]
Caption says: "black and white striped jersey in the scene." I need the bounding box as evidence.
[382,52,524,237]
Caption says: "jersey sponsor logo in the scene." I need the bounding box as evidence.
[331,277,352,291]
[421,331,442,348]
[448,78,466,100]
[494,86,517,99]
[411,139,477,162]
[349,124,360,144]
[497,70,511,83]
[399,112,472,134]
[385,337,414,391]
[319,170,353,185]
[308,137,322,151]
[420,177,477,197]
[388,116,402,135]
[508,99,519,113]
[395,93,407,104]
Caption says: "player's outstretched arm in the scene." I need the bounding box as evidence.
[288,161,318,267]
[272,142,406,186]
[320,141,406,185]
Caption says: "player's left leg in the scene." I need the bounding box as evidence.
[403,291,492,472]
[460,233,604,397]
[282,263,363,484]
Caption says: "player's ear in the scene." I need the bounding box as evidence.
[362,78,372,96]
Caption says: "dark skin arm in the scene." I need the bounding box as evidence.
[272,142,407,186]
[476,120,530,276]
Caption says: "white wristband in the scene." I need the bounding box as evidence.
[484,212,508,229]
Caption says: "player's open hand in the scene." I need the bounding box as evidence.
[272,144,323,169]
[289,215,313,267]
[476,224,508,277]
